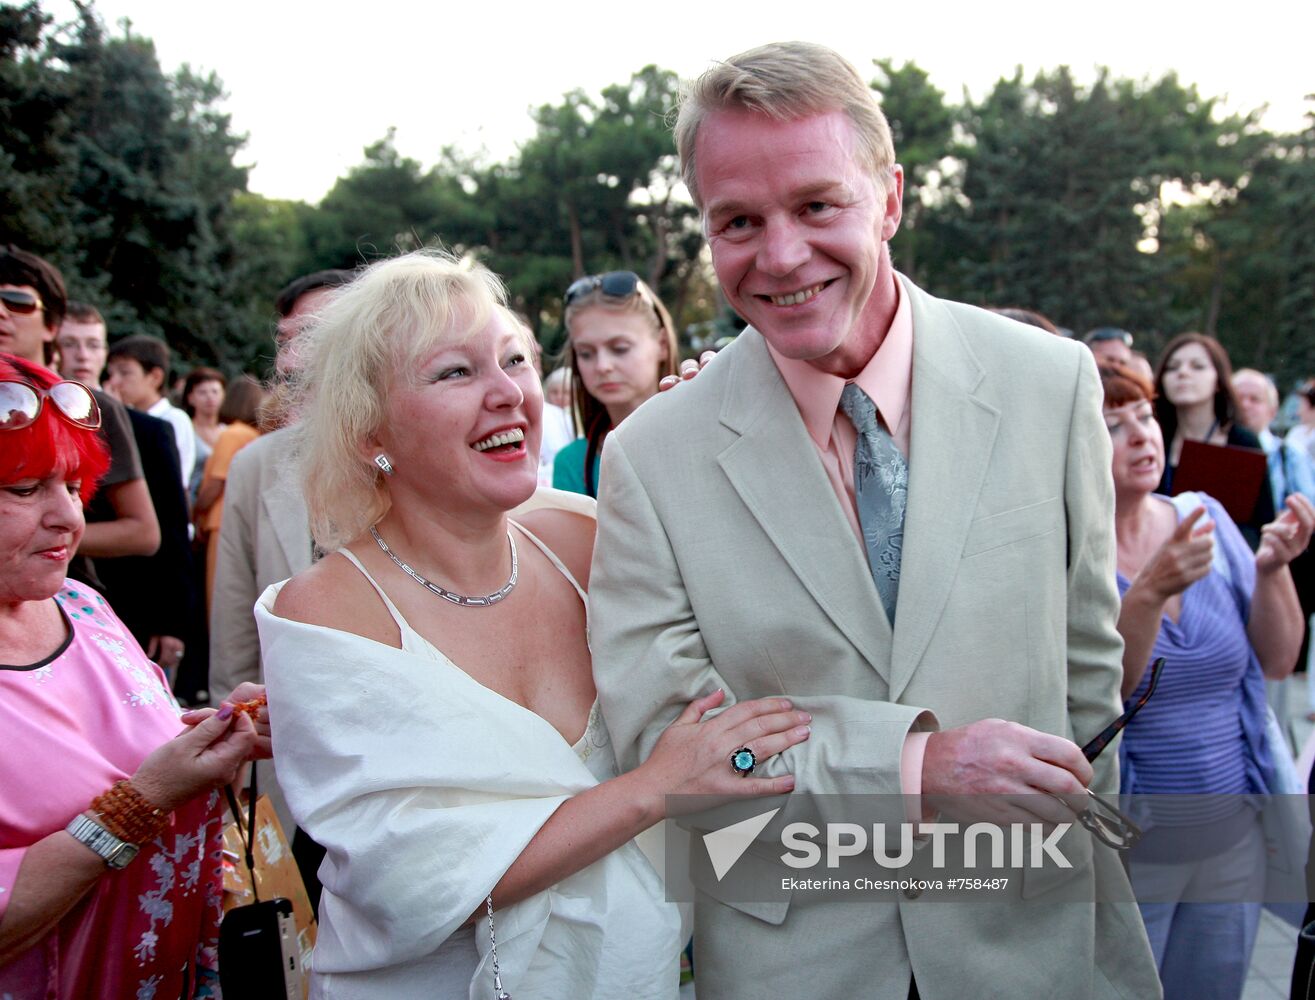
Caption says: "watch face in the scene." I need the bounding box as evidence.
[105,841,139,869]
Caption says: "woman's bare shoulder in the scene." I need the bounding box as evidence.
[515,507,596,590]
[272,550,401,647]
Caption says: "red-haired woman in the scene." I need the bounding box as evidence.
[0,353,267,999]
[1101,361,1312,998]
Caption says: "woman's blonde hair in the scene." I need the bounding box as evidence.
[292,248,522,549]
[561,275,679,498]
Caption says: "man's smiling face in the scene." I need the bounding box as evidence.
[697,107,902,377]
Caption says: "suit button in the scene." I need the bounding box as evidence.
[903,886,921,900]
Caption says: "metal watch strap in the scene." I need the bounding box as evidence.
[65,813,139,869]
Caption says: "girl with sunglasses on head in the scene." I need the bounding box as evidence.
[1099,361,1312,1000]
[0,353,270,999]
[554,271,680,498]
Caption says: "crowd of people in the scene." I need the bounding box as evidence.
[1,38,1312,1000]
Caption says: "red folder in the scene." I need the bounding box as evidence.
[1171,439,1268,525]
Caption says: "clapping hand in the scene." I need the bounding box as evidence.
[1133,505,1214,599]
[1256,494,1315,575]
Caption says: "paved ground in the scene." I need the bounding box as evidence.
[1247,672,1313,999]
[1249,907,1300,998]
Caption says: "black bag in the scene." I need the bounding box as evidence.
[219,764,304,999]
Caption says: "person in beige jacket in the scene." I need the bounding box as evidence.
[589,42,1161,999]
[208,269,352,903]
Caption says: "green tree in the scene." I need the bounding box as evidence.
[928,67,1266,340]
[870,59,955,288]
[1,2,264,368]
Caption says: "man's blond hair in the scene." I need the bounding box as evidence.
[675,41,896,208]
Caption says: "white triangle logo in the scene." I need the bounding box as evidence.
[702,807,780,881]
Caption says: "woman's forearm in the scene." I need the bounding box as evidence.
[194,477,224,515]
[0,832,104,964]
[468,767,659,923]
[1249,565,1303,678]
[1116,583,1167,699]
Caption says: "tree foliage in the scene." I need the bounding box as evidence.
[2,3,1312,383]
[1,2,261,368]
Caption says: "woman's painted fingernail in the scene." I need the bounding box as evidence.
[217,704,234,721]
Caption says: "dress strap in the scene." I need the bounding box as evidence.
[336,548,425,650]
[509,520,587,604]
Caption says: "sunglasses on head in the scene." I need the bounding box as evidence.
[0,289,45,316]
[1086,327,1134,348]
[0,379,101,431]
[564,270,643,308]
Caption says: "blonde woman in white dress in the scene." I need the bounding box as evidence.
[255,250,810,1000]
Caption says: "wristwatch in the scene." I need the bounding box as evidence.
[65,813,140,869]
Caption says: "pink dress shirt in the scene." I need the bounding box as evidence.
[764,281,930,797]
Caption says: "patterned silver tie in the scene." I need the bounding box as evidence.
[839,383,908,625]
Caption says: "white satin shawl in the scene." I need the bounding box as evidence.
[255,583,681,1000]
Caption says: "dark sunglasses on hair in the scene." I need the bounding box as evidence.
[0,379,101,431]
[564,271,642,308]
[0,289,44,315]
[1059,657,1166,851]
[1086,327,1134,348]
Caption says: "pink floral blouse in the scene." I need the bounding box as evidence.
[0,581,225,1000]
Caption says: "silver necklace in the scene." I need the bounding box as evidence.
[369,524,518,607]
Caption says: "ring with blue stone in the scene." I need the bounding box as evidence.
[730,746,757,776]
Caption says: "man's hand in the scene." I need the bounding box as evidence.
[922,719,1092,825]
[147,635,185,675]
[1256,494,1315,575]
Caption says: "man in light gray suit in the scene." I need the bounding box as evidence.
[209,269,353,904]
[589,43,1160,998]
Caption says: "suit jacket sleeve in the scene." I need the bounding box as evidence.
[590,432,934,799]
[209,447,262,697]
[1064,347,1126,793]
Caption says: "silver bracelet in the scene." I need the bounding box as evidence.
[486,893,511,999]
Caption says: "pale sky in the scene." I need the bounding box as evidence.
[56,0,1315,204]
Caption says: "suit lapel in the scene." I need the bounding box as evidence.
[715,332,894,682]
[888,278,1000,700]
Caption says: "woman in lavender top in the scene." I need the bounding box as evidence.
[1100,362,1313,1000]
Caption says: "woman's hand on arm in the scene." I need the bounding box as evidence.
[0,711,255,963]
[1118,507,1213,697]
[470,690,807,921]
[658,352,717,392]
[1249,494,1315,678]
